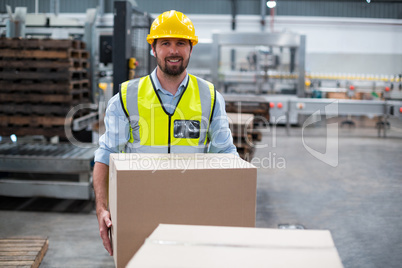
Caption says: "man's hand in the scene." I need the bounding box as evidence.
[97,208,113,256]
[93,162,112,255]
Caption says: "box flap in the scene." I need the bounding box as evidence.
[128,243,343,268]
[148,224,335,248]
[110,153,256,171]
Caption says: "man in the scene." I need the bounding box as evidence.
[93,10,237,256]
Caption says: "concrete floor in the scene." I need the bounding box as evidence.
[0,118,401,267]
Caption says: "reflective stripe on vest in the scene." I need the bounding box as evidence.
[119,74,216,153]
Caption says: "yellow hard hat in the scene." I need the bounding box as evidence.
[147,10,198,46]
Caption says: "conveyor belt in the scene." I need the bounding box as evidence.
[0,143,96,173]
[222,94,402,133]
[0,143,96,200]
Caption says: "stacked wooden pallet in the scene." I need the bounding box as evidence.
[0,38,91,138]
[0,237,48,268]
[227,113,262,161]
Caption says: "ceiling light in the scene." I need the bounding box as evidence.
[266,1,276,9]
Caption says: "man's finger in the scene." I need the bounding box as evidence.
[105,218,112,228]
[103,238,113,256]
[100,229,113,256]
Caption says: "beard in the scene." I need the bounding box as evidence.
[156,53,190,77]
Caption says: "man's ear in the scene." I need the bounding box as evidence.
[151,44,156,57]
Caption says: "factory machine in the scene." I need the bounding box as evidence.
[189,32,402,133]
[211,32,305,97]
[212,32,305,125]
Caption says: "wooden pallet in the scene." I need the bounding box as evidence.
[0,38,93,137]
[0,70,88,81]
[0,237,48,268]
[0,80,90,93]
[0,59,89,69]
[0,115,72,127]
[0,90,90,104]
[0,48,89,60]
[0,104,71,116]
[0,103,92,137]
[0,38,85,49]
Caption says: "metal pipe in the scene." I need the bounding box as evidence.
[35,0,38,14]
[231,0,237,31]
[50,0,60,16]
[231,0,237,71]
[297,35,306,98]
[98,0,104,16]
[113,1,132,95]
[260,0,266,32]
[56,0,59,16]
[270,6,275,32]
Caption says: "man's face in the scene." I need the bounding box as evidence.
[152,38,192,77]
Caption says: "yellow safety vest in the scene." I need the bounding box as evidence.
[119,74,216,153]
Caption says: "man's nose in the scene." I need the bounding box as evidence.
[169,44,179,54]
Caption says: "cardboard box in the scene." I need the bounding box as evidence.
[109,153,257,268]
[326,91,366,100]
[227,112,255,132]
[127,224,344,268]
[326,92,348,99]
[227,113,257,161]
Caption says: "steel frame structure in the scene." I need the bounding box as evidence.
[211,32,306,97]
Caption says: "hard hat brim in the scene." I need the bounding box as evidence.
[146,34,198,46]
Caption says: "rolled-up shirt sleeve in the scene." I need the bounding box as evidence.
[207,92,238,155]
[94,94,130,166]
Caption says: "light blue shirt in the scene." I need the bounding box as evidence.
[94,69,237,165]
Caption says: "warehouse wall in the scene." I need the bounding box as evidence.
[186,14,402,75]
[137,0,402,19]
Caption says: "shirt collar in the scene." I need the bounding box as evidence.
[150,68,188,96]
